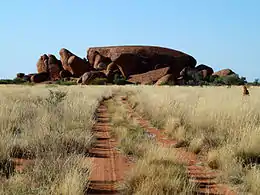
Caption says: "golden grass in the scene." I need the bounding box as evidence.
[107,98,153,158]
[120,146,196,195]
[107,95,197,194]
[0,85,113,194]
[121,85,260,193]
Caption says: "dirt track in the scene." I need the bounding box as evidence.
[9,95,238,195]
[86,101,131,195]
[121,96,237,195]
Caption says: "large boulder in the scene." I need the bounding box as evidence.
[86,46,197,79]
[23,75,31,82]
[200,69,209,79]
[59,69,72,78]
[127,67,172,85]
[16,73,25,78]
[36,54,49,73]
[195,64,213,78]
[180,67,198,77]
[179,67,202,82]
[31,72,49,83]
[212,69,234,77]
[48,54,61,66]
[78,71,107,85]
[155,74,174,85]
[27,74,36,82]
[36,54,62,81]
[106,53,148,78]
[59,48,91,77]
[48,64,61,81]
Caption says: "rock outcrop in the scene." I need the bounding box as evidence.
[78,71,107,85]
[87,46,197,79]
[59,69,72,78]
[16,73,25,79]
[31,72,49,83]
[36,54,62,81]
[212,69,234,77]
[36,54,49,73]
[12,45,241,86]
[155,74,174,85]
[195,64,214,78]
[127,67,172,84]
[59,48,91,77]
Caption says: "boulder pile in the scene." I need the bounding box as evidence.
[15,45,236,85]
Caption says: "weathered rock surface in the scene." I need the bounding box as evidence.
[106,53,148,78]
[180,67,197,77]
[23,75,31,82]
[155,74,174,85]
[31,72,49,83]
[59,69,72,78]
[79,71,107,85]
[48,64,61,81]
[59,48,91,77]
[87,46,197,79]
[127,67,171,84]
[36,54,49,73]
[36,54,62,81]
[48,54,61,66]
[212,69,234,77]
[200,69,209,79]
[195,64,213,78]
[16,73,25,78]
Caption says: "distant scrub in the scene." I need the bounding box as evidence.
[0,78,29,85]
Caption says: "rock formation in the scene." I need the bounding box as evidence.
[36,54,49,73]
[31,72,49,83]
[155,74,174,85]
[16,73,25,79]
[36,54,62,81]
[59,48,91,77]
[195,64,214,78]
[127,67,172,84]
[59,69,72,78]
[78,71,107,85]
[12,45,239,86]
[212,69,234,77]
[86,46,197,80]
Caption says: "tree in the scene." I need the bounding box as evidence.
[253,78,259,85]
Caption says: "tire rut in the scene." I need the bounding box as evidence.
[86,100,131,195]
[120,96,237,195]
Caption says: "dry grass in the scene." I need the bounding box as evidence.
[107,98,153,158]
[121,85,260,193]
[0,85,113,194]
[120,147,196,195]
[107,96,197,194]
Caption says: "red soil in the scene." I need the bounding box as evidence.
[86,102,132,195]
[12,158,34,173]
[121,96,237,195]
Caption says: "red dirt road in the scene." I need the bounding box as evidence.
[121,96,237,195]
[86,102,131,195]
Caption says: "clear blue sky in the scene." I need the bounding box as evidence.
[1,1,259,81]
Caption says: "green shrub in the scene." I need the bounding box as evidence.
[55,80,77,86]
[0,78,28,85]
[88,78,108,85]
[253,78,260,86]
[113,74,132,85]
[45,90,67,106]
[222,74,245,85]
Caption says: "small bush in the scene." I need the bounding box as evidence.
[89,78,108,85]
[113,74,132,85]
[45,89,67,106]
[55,80,77,86]
[0,78,28,85]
